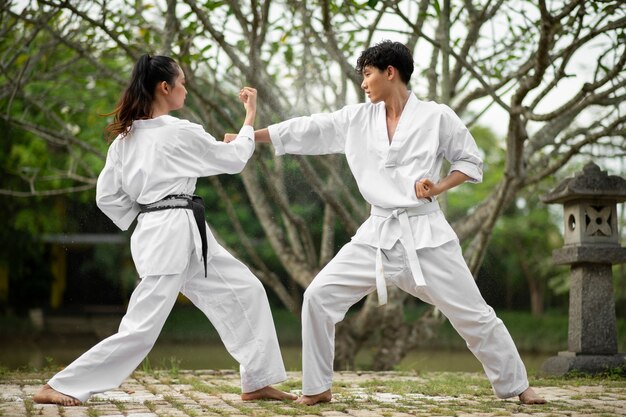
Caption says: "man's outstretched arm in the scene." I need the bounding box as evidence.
[226,112,346,156]
[224,128,271,143]
[253,128,271,143]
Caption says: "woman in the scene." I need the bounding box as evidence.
[34,54,295,406]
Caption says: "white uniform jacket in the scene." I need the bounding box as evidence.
[96,115,255,277]
[268,92,483,251]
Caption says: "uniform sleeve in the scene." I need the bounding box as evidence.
[267,108,349,156]
[96,142,140,231]
[439,106,483,183]
[165,123,255,177]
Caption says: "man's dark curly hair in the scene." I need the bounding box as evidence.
[355,40,414,85]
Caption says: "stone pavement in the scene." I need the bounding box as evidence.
[2,369,626,416]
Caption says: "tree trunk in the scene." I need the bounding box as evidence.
[526,272,545,317]
[371,288,408,371]
[373,299,447,371]
[334,293,382,370]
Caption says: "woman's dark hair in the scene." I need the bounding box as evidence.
[355,40,414,85]
[105,54,179,141]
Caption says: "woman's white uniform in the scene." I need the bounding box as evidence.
[267,92,529,398]
[47,115,288,402]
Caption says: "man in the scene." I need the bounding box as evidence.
[229,40,545,406]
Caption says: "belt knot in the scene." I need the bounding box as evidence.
[138,194,208,277]
[372,202,439,306]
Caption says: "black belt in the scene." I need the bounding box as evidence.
[138,194,207,277]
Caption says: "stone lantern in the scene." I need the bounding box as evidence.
[541,162,626,374]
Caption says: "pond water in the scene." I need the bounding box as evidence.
[0,338,550,373]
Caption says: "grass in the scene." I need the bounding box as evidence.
[356,372,493,397]
[163,394,199,417]
[2,306,626,351]
[85,406,101,417]
[251,400,323,416]
[153,306,626,352]
[152,306,303,344]
[2,308,626,377]
[535,367,626,388]
[111,400,126,412]
[143,400,157,412]
[22,399,35,417]
[402,308,626,353]
[139,356,182,377]
[180,375,241,395]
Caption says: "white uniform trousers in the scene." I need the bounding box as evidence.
[302,239,529,398]
[48,245,287,402]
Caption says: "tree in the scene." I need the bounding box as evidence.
[1,0,624,370]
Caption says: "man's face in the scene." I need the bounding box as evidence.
[360,65,389,103]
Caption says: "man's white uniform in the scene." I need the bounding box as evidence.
[47,115,288,402]
[268,92,529,398]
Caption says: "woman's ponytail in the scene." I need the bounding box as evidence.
[105,54,179,142]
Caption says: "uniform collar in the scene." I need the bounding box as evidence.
[132,114,177,128]
[384,91,419,167]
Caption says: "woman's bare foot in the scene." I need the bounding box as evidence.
[241,386,297,401]
[519,387,546,404]
[33,384,81,406]
[295,389,332,405]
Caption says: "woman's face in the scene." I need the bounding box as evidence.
[166,67,187,111]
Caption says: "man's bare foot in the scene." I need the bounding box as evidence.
[519,387,546,404]
[33,384,81,406]
[241,386,297,401]
[295,389,332,406]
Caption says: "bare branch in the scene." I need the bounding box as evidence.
[240,160,316,289]
[314,155,368,221]
[257,157,318,266]
[161,0,178,55]
[183,0,288,118]
[296,156,360,235]
[525,114,626,185]
[0,184,95,197]
[386,0,512,113]
[39,0,138,59]
[208,175,299,314]
[318,0,362,88]
[1,115,105,160]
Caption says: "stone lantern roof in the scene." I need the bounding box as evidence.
[541,162,626,204]
[540,161,626,265]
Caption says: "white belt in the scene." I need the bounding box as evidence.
[371,201,440,306]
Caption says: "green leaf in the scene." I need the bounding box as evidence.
[284,45,294,64]
[205,0,225,11]
[433,0,441,17]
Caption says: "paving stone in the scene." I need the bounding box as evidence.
[0,384,22,399]
[32,405,63,417]
[346,409,385,416]
[63,407,93,417]
[2,370,626,416]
